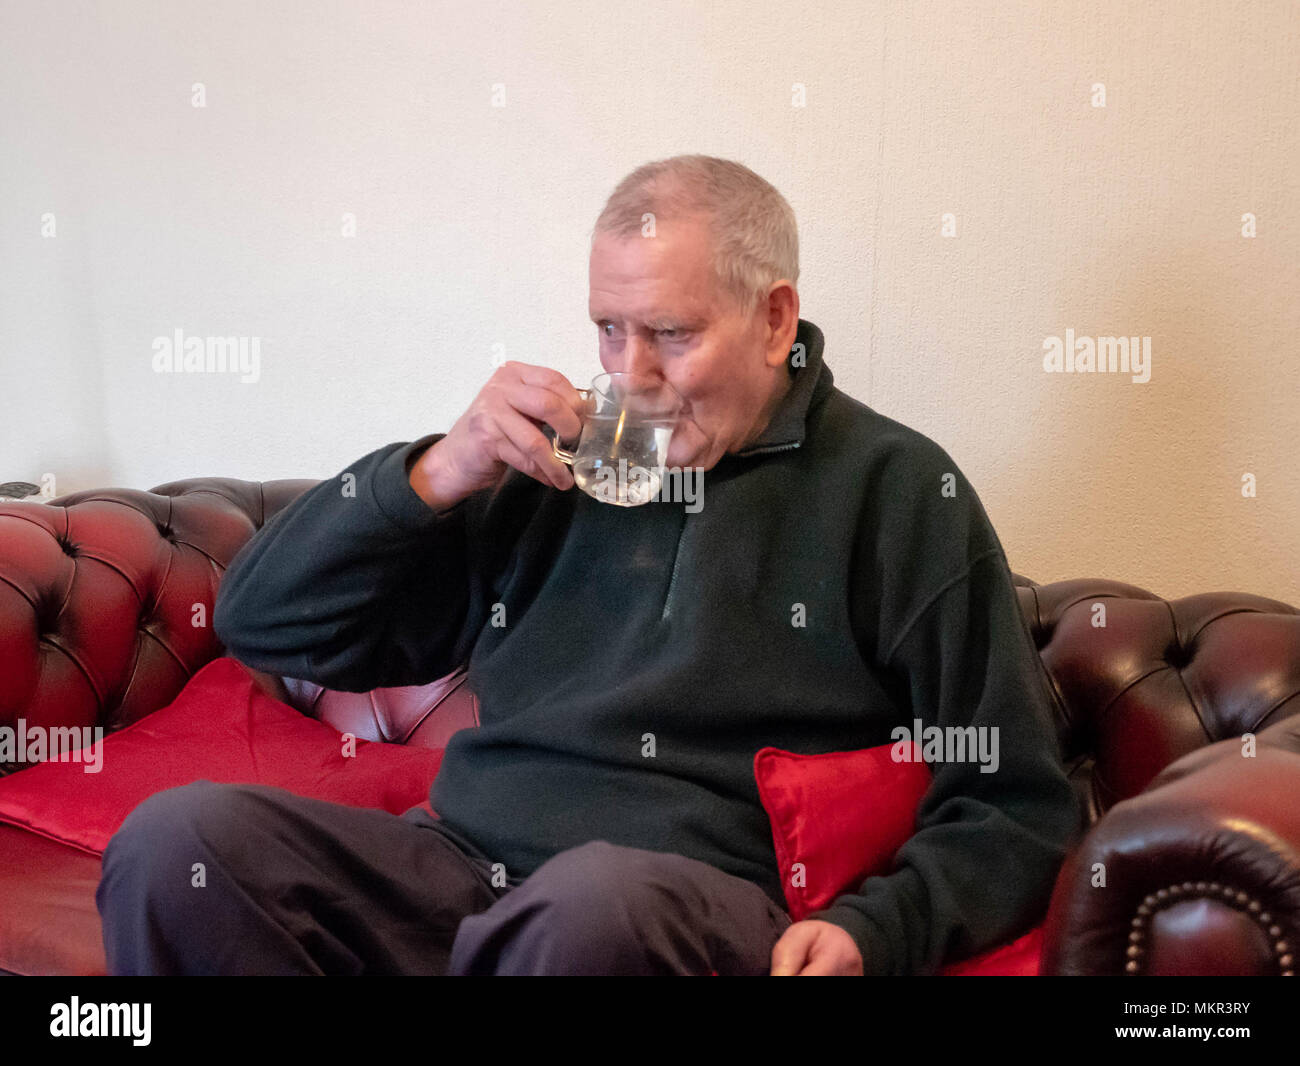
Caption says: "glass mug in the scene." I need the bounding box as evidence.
[550,372,687,507]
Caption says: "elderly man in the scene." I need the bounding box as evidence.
[97,154,1079,976]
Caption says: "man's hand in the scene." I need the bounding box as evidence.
[769,919,864,975]
[409,362,587,512]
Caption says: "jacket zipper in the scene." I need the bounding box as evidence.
[660,442,800,619]
[733,441,802,458]
[661,509,689,622]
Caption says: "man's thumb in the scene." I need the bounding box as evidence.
[769,925,812,976]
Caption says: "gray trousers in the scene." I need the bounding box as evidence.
[95,780,792,976]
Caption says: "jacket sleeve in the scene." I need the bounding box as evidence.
[809,544,1082,975]
[213,433,489,692]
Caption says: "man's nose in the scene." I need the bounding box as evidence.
[622,334,661,378]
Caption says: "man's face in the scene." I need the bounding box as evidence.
[588,214,786,471]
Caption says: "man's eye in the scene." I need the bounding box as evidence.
[656,329,685,340]
[600,323,617,338]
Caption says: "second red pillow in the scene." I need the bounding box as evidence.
[754,741,931,922]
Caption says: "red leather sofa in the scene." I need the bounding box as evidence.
[1,475,1297,976]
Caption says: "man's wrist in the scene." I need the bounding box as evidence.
[808,904,892,976]
[407,440,468,515]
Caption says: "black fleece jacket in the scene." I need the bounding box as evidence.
[214,318,1080,975]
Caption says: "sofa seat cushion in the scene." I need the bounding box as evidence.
[0,657,445,856]
[0,657,448,975]
[0,824,106,975]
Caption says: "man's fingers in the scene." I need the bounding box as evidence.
[508,362,581,396]
[506,363,588,426]
[792,950,838,976]
[497,437,570,491]
[503,380,584,443]
[495,407,573,490]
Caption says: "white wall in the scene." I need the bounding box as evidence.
[1,0,1296,602]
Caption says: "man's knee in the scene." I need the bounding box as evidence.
[101,780,260,884]
[526,841,671,913]
[499,841,709,972]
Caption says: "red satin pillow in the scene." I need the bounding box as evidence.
[0,657,444,855]
[754,741,931,922]
[753,741,1044,975]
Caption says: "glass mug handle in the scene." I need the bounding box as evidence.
[551,388,591,466]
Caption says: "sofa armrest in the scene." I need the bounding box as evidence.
[1041,719,1300,975]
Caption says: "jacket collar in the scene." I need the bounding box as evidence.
[730,317,834,457]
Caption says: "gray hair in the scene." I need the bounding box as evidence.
[591,154,799,314]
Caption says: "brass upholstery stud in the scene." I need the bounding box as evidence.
[1123,882,1292,977]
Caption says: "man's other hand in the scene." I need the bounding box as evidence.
[769,919,864,975]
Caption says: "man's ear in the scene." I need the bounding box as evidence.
[762,282,800,368]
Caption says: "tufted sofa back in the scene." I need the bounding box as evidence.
[2,477,1298,828]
